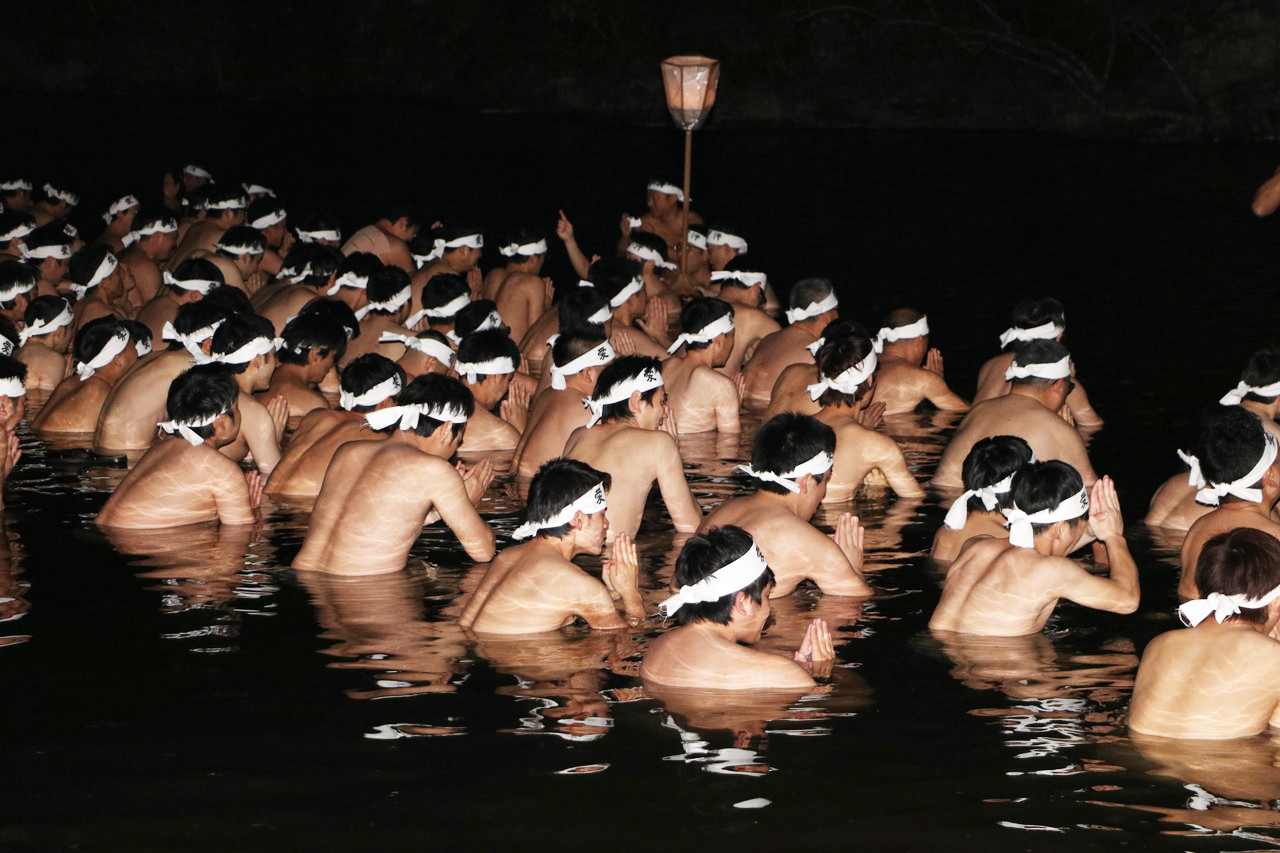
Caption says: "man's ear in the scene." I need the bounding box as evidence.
[629,389,643,415]
[731,590,750,616]
[796,473,813,495]
[0,396,15,420]
[571,510,586,531]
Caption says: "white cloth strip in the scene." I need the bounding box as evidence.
[584,365,664,428]
[805,336,826,356]
[326,272,370,295]
[468,310,503,334]
[43,184,79,206]
[1001,486,1089,548]
[0,275,35,302]
[416,291,471,321]
[943,471,1019,530]
[1177,448,1206,489]
[1221,379,1280,406]
[242,183,274,197]
[161,318,224,357]
[587,305,613,325]
[18,304,73,345]
[216,239,263,256]
[712,269,766,289]
[183,165,211,178]
[162,270,219,295]
[627,242,676,270]
[0,335,14,356]
[0,221,33,242]
[205,196,245,211]
[69,252,118,300]
[1196,432,1278,506]
[785,292,838,325]
[364,401,469,431]
[378,332,455,367]
[706,230,748,253]
[354,286,411,320]
[21,243,71,261]
[102,194,139,223]
[998,321,1064,349]
[658,542,770,617]
[249,209,286,229]
[686,230,707,250]
[1004,354,1071,382]
[737,450,834,494]
[123,219,177,247]
[415,238,446,266]
[297,229,340,242]
[158,408,224,447]
[604,276,644,309]
[499,239,547,257]
[549,341,615,390]
[135,339,152,357]
[1179,584,1280,627]
[456,355,515,383]
[75,331,130,381]
[512,481,608,540]
[873,316,929,353]
[807,351,877,400]
[0,376,24,398]
[647,181,685,202]
[339,374,403,411]
[195,335,275,367]
[0,179,31,191]
[668,312,735,354]
[443,233,483,250]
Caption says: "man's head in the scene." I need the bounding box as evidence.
[455,330,519,407]
[706,223,748,270]
[339,353,405,412]
[420,273,472,332]
[102,193,140,233]
[22,223,73,283]
[439,223,484,271]
[588,257,646,319]
[297,297,359,344]
[0,354,28,428]
[0,260,36,321]
[645,176,684,216]
[1222,346,1280,407]
[181,163,213,193]
[36,181,79,217]
[201,313,277,389]
[0,178,33,212]
[216,226,266,275]
[395,330,455,378]
[246,198,289,248]
[294,212,343,246]
[626,230,674,275]
[944,435,1036,529]
[671,298,735,365]
[557,287,611,338]
[744,413,836,513]
[812,323,877,407]
[586,355,665,429]
[165,258,224,303]
[876,307,929,364]
[549,333,614,391]
[785,278,838,327]
[519,457,612,549]
[1006,340,1073,409]
[377,202,422,242]
[1194,404,1280,506]
[276,313,348,378]
[67,245,124,302]
[664,525,775,633]
[1192,528,1280,628]
[161,365,240,448]
[1005,460,1088,552]
[712,256,768,308]
[359,267,412,322]
[1000,298,1066,351]
[0,210,35,257]
[498,226,547,273]
[329,252,384,303]
[454,299,507,339]
[203,185,247,227]
[72,317,137,383]
[366,373,474,452]
[126,212,178,260]
[21,295,74,353]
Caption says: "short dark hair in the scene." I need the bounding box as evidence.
[376,373,475,440]
[0,211,34,250]
[457,330,520,380]
[276,313,347,366]
[1003,298,1065,351]
[551,333,610,370]
[207,313,275,375]
[525,458,612,539]
[1195,528,1280,625]
[421,273,470,323]
[677,298,733,351]
[454,299,501,339]
[0,354,28,390]
[339,252,385,283]
[339,353,405,413]
[22,223,72,257]
[1009,460,1086,536]
[121,319,151,353]
[1241,347,1280,404]
[557,287,609,339]
[294,211,342,240]
[166,258,224,296]
[379,202,421,228]
[202,282,255,316]
[67,245,115,294]
[671,525,775,626]
[588,257,643,307]
[589,355,662,424]
[499,225,546,264]
[286,242,344,286]
[73,317,130,367]
[217,226,265,255]
[961,435,1035,513]
[789,277,835,313]
[165,366,238,440]
[440,222,483,248]
[1197,405,1270,501]
[364,266,411,315]
[1008,340,1070,389]
[23,294,72,331]
[815,324,876,407]
[0,261,36,311]
[297,298,359,342]
[748,414,836,494]
[0,314,18,354]
[627,229,669,259]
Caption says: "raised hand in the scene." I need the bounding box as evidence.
[0,428,20,481]
[604,532,641,604]
[245,471,263,508]
[733,372,747,403]
[556,209,575,242]
[500,381,531,433]
[612,328,637,356]
[462,457,495,506]
[244,270,268,296]
[638,297,668,340]
[267,395,290,442]
[466,267,483,300]
[857,400,886,430]
[793,618,835,679]
[832,512,865,569]
[619,213,635,237]
[542,276,555,310]
[1088,475,1124,542]
[925,347,944,376]
[660,405,679,439]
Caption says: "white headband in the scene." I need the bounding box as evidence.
[581,276,644,309]
[668,311,735,354]
[123,219,177,247]
[135,338,152,357]
[297,228,340,243]
[807,351,877,400]
[1005,354,1071,382]
[1189,432,1278,506]
[1221,379,1280,407]
[378,331,455,367]
[550,341,615,390]
[499,239,547,257]
[18,303,73,345]
[194,334,277,367]
[158,407,227,447]
[163,270,219,295]
[647,181,685,202]
[249,209,287,230]
[415,239,446,266]
[587,304,613,325]
[70,252,119,300]
[1001,487,1089,548]
[242,183,275,197]
[0,376,24,398]
[627,242,676,271]
[339,374,403,411]
[456,355,516,383]
[0,221,33,243]
[443,233,483,250]
[785,293,838,325]
[1179,585,1280,627]
[470,310,504,335]
[706,230,748,253]
[710,269,766,289]
[161,318,225,357]
[0,274,35,302]
[658,540,769,617]
[737,450,834,494]
[410,291,472,325]
[355,286,411,320]
[326,272,370,295]
[43,184,79,206]
[205,196,245,211]
[686,230,707,250]
[102,195,139,223]
[584,365,664,428]
[512,480,608,540]
[75,331,130,381]
[942,457,1034,531]
[22,243,71,261]
[0,179,31,191]
[873,316,929,352]
[216,238,263,256]
[364,401,469,432]
[999,321,1063,349]
[183,165,212,179]
[0,334,13,356]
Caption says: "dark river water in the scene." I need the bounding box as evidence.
[6,99,1280,850]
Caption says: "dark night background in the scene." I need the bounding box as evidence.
[8,0,1280,138]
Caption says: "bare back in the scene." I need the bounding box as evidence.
[513,388,591,479]
[661,358,740,434]
[1179,505,1280,599]
[739,325,816,408]
[461,544,622,635]
[815,408,922,502]
[97,439,254,529]
[95,350,192,453]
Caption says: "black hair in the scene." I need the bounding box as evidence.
[440,222,483,248]
[72,317,130,368]
[748,413,837,495]
[499,225,546,264]
[23,223,72,256]
[671,525,775,626]
[201,282,254,316]
[339,251,385,282]
[37,181,77,207]
[364,266,411,315]
[1197,405,1271,500]
[647,175,686,208]
[1241,347,1280,404]
[0,314,18,355]
[454,299,502,338]
[285,242,344,287]
[164,366,238,440]
[421,273,470,323]
[1195,528,1280,625]
[551,333,610,370]
[814,324,877,407]
[217,225,265,255]
[130,211,177,238]
[207,313,275,375]
[203,184,246,213]
[246,198,287,231]
[339,353,406,413]
[588,257,644,309]
[525,458,613,539]
[166,258,224,297]
[881,307,927,339]
[0,181,29,203]
[0,354,29,389]
[789,277,835,315]
[676,298,733,352]
[23,295,72,332]
[557,287,609,338]
[67,245,116,294]
[1008,339,1071,388]
[297,298,359,342]
[167,300,234,351]
[708,221,746,244]
[628,229,670,259]
[1009,460,1086,536]
[961,436,1035,514]
[121,319,152,353]
[457,330,520,385]
[589,355,662,424]
[295,211,342,241]
[277,313,348,366]
[1003,298,1066,352]
[0,211,34,249]
[0,261,37,310]
[374,373,474,440]
[379,202,422,228]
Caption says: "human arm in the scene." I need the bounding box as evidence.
[602,532,645,620]
[865,432,924,498]
[1050,419,1099,488]
[211,462,260,526]
[1253,165,1280,217]
[238,396,283,476]
[712,372,741,433]
[653,428,702,533]
[1052,476,1139,613]
[1065,376,1103,427]
[427,457,496,562]
[769,513,871,597]
[556,210,591,279]
[920,356,970,411]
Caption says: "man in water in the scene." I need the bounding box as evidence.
[710,259,779,376]
[33,318,139,435]
[590,258,668,358]
[341,203,420,273]
[621,177,703,256]
[136,258,223,346]
[513,333,613,479]
[454,330,524,453]
[661,298,740,434]
[930,463,1137,636]
[169,185,245,268]
[97,366,261,529]
[700,413,871,597]
[933,340,1097,489]
[118,212,179,307]
[489,227,552,345]
[932,436,1033,563]
[739,278,838,408]
[868,309,969,416]
[564,356,702,541]
[66,247,133,332]
[459,459,644,633]
[410,224,484,314]
[255,244,344,334]
[16,295,74,392]
[195,314,287,476]
[641,525,834,690]
[1177,406,1280,599]
[1130,528,1280,740]
[255,312,347,419]
[292,374,495,575]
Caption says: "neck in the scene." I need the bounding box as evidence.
[1241,398,1280,421]
[682,346,716,368]
[755,488,801,517]
[274,362,314,387]
[883,344,918,365]
[688,617,752,646]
